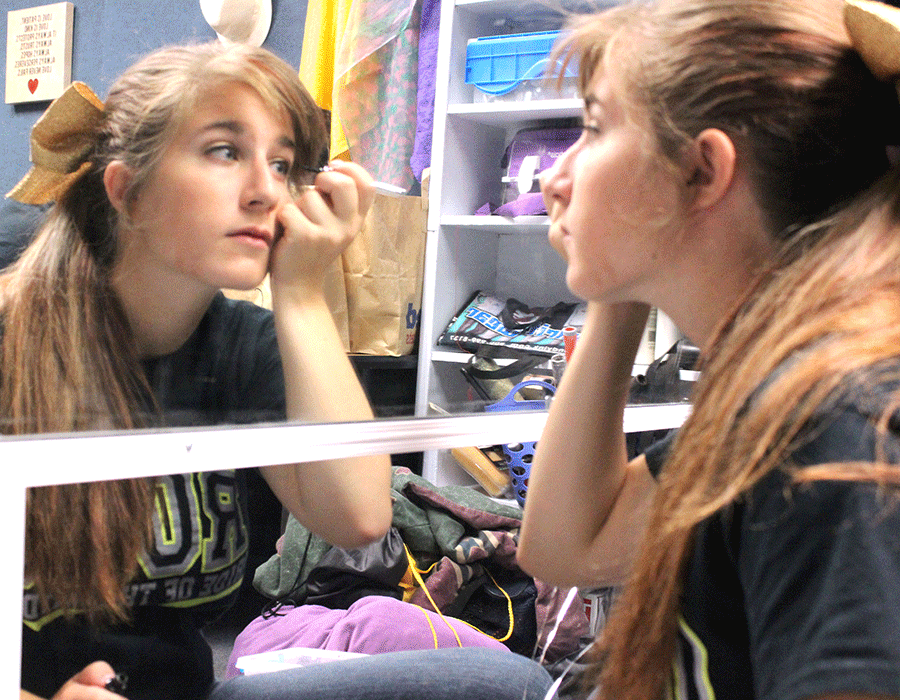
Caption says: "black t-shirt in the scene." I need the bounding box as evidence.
[643,377,900,700]
[21,293,286,700]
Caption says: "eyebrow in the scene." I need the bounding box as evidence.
[200,119,296,151]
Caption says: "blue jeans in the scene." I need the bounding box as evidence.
[210,647,555,700]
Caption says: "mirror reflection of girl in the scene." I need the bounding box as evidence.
[3,41,384,700]
[7,41,554,700]
[518,1,900,699]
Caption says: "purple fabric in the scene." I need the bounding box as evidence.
[474,193,547,217]
[226,595,508,679]
[410,0,440,180]
[492,192,547,217]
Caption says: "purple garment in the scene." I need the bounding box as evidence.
[492,192,547,217]
[474,193,546,217]
[410,0,440,180]
[226,595,509,679]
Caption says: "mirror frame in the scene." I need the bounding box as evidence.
[2,402,690,692]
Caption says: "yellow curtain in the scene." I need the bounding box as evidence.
[298,0,352,161]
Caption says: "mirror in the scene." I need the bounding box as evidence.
[0,182,690,492]
[0,408,567,698]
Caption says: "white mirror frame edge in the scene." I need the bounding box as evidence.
[1,402,691,692]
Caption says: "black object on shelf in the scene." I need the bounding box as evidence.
[349,354,422,474]
[628,339,700,405]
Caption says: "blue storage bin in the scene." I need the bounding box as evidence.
[465,30,576,96]
[485,380,556,506]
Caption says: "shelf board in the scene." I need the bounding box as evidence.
[432,347,651,376]
[455,0,618,17]
[440,215,550,234]
[425,381,690,433]
[447,98,582,124]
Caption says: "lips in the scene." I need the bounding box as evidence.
[228,227,273,247]
[547,221,570,261]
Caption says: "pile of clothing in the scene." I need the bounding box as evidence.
[226,467,589,678]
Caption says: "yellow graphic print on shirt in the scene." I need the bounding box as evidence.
[23,471,248,631]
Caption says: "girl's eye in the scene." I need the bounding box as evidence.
[270,159,291,177]
[207,144,238,161]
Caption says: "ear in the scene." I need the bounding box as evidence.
[683,128,737,210]
[103,160,134,213]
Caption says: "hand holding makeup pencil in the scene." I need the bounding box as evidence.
[271,160,375,297]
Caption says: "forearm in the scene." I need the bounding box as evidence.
[263,285,392,549]
[519,301,654,587]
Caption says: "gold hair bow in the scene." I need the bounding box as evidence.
[846,0,900,84]
[6,81,104,205]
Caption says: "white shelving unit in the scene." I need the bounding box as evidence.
[416,0,688,485]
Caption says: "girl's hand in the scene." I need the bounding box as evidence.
[269,160,375,297]
[29,661,125,699]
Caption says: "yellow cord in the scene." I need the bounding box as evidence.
[403,546,515,645]
[468,567,514,642]
[405,546,463,648]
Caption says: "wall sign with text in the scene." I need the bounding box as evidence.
[5,2,74,104]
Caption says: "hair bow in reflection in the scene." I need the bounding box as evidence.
[846,0,900,85]
[7,81,104,206]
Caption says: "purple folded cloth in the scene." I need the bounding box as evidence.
[474,193,547,217]
[226,595,509,678]
[492,192,547,217]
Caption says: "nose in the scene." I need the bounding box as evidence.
[241,155,281,212]
[539,146,574,214]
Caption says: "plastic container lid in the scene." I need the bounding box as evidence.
[465,30,575,95]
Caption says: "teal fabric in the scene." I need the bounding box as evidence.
[253,467,522,600]
[252,467,588,662]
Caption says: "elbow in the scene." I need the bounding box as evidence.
[334,459,394,548]
[518,528,621,589]
[515,544,544,581]
[517,543,575,589]
[517,531,567,586]
[322,481,393,549]
[333,504,392,549]
[518,546,619,589]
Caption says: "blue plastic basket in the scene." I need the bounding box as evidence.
[485,380,556,506]
[465,31,576,96]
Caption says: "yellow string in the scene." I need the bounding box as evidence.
[402,546,515,645]
[404,546,463,648]
[414,603,440,649]
[476,568,515,643]
[401,552,438,601]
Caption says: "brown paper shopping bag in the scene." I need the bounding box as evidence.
[342,190,427,356]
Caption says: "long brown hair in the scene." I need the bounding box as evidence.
[1,42,327,622]
[551,1,900,698]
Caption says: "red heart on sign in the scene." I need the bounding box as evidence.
[27,78,38,94]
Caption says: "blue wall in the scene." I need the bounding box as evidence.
[0,0,308,197]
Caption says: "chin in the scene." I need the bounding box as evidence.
[227,279,266,292]
[565,268,592,299]
[219,265,269,292]
[566,274,618,305]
